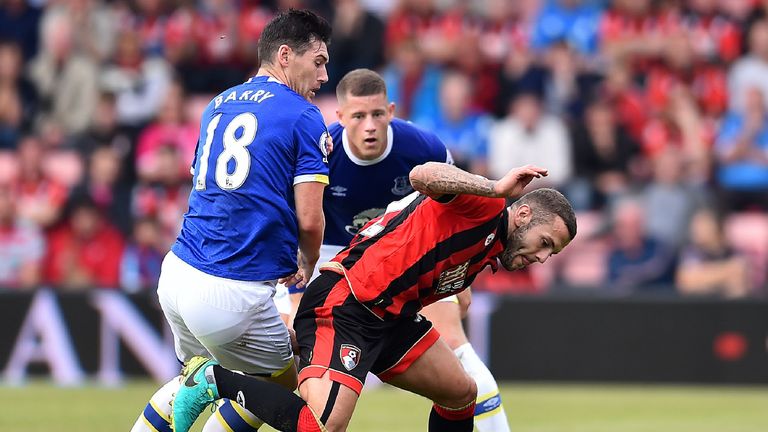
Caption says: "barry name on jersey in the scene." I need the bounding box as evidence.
[213,88,276,108]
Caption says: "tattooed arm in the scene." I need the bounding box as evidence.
[409,162,549,199]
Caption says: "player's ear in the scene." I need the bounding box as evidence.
[387,102,396,120]
[277,44,291,66]
[513,204,532,227]
[336,109,345,126]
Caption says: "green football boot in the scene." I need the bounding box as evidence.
[171,356,220,432]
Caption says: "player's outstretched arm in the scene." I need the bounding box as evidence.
[409,162,548,199]
[286,181,325,289]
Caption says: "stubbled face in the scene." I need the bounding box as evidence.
[286,39,329,102]
[337,92,395,160]
[499,213,571,271]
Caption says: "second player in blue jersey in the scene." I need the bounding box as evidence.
[323,117,451,246]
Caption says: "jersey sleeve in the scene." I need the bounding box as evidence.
[292,107,330,185]
[439,194,507,221]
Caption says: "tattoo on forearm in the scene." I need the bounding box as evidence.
[413,164,497,197]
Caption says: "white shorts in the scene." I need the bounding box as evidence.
[274,244,457,315]
[157,251,293,376]
[275,244,344,315]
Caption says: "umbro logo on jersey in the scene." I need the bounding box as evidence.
[340,344,361,371]
[330,185,347,197]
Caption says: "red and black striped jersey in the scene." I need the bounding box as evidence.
[328,192,508,320]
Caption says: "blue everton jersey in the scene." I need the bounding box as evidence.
[173,76,330,280]
[324,118,450,246]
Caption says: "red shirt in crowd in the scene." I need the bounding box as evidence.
[44,222,125,289]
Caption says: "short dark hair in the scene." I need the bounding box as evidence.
[513,188,577,240]
[336,68,387,101]
[258,9,332,66]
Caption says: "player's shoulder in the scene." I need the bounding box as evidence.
[328,121,343,136]
[390,118,448,159]
[391,118,440,144]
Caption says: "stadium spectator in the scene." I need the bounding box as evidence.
[539,40,602,119]
[134,80,197,181]
[132,144,190,249]
[487,91,573,188]
[100,27,172,127]
[675,207,750,298]
[641,86,711,183]
[644,31,727,119]
[324,0,385,94]
[43,196,125,290]
[530,0,602,58]
[605,197,678,294]
[237,2,273,68]
[38,0,116,63]
[568,97,639,210]
[164,0,257,93]
[413,69,491,175]
[476,0,531,69]
[727,19,768,111]
[71,146,133,236]
[385,0,455,64]
[127,0,169,58]
[714,86,768,210]
[0,73,22,150]
[0,0,42,61]
[0,185,44,290]
[68,91,137,186]
[673,0,742,64]
[381,38,442,120]
[599,0,671,74]
[0,40,36,148]
[14,135,69,229]
[642,149,705,249]
[27,10,100,135]
[120,216,164,293]
[598,61,648,142]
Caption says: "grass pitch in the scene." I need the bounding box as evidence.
[0,381,766,431]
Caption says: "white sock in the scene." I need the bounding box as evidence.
[202,399,263,431]
[454,343,511,432]
[130,377,179,432]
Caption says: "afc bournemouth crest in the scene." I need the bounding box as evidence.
[340,344,361,371]
[436,262,470,295]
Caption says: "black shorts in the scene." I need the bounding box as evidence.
[294,271,440,395]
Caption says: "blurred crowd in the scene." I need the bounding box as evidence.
[0,0,767,298]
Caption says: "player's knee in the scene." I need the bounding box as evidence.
[441,332,467,351]
[437,374,477,408]
[462,376,479,405]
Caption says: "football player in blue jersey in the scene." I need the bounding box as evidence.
[274,68,510,431]
[131,9,332,432]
